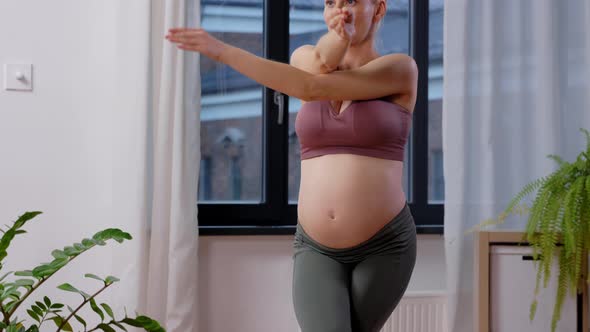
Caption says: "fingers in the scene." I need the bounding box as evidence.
[166,29,205,44]
[327,9,352,40]
[166,28,203,39]
[328,9,351,30]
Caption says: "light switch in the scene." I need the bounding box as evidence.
[4,63,33,91]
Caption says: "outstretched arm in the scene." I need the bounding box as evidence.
[166,28,315,101]
[166,28,417,102]
[219,43,314,101]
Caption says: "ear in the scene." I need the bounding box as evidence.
[373,0,386,23]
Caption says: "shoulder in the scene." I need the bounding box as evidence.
[368,53,418,78]
[366,54,417,109]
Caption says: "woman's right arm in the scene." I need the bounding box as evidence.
[291,8,351,74]
[314,29,350,72]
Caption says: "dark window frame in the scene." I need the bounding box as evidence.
[198,0,444,235]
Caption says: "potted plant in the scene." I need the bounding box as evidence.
[474,127,590,332]
[0,211,165,332]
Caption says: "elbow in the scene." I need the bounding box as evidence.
[319,62,337,73]
[314,49,339,74]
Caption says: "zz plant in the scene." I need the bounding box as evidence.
[476,127,590,332]
[0,211,165,332]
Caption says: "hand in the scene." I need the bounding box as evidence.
[165,28,228,62]
[328,8,355,41]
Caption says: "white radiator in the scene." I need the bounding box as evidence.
[381,292,447,332]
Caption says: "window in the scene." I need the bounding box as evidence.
[429,0,444,204]
[195,0,444,234]
[430,150,444,201]
[198,156,212,200]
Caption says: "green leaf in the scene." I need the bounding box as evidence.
[43,296,51,307]
[51,249,68,260]
[100,303,115,319]
[63,246,79,256]
[26,309,40,323]
[85,273,104,282]
[57,283,79,293]
[31,304,43,316]
[14,270,34,277]
[51,316,73,332]
[1,284,19,300]
[5,300,19,312]
[14,279,34,287]
[92,228,132,243]
[0,211,42,264]
[7,291,22,301]
[50,257,69,269]
[112,321,128,331]
[105,276,120,285]
[90,297,105,321]
[73,313,87,328]
[14,211,43,225]
[34,301,46,311]
[50,303,64,309]
[25,325,39,332]
[57,283,89,299]
[121,318,142,327]
[96,323,116,332]
[122,316,165,332]
[32,264,58,278]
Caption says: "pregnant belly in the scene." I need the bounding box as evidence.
[297,154,407,249]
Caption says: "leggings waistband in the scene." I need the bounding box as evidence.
[293,202,416,263]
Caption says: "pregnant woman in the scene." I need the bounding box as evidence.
[166,0,417,331]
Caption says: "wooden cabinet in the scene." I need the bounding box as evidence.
[475,231,588,332]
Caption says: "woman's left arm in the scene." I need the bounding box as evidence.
[166,28,314,101]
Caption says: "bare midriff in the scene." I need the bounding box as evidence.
[297,153,407,249]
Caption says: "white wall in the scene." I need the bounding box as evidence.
[198,235,445,332]
[0,1,149,330]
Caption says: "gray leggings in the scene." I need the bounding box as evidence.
[292,202,417,332]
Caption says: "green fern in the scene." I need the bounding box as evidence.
[475,128,590,332]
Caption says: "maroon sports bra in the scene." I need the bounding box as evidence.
[294,98,412,161]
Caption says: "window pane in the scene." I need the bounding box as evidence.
[288,1,411,204]
[197,0,264,203]
[428,0,444,203]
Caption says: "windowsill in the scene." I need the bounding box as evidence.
[199,224,443,236]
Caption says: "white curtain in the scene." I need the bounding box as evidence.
[109,0,201,330]
[443,0,590,331]
[137,0,201,330]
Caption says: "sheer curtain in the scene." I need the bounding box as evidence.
[443,0,590,331]
[110,0,201,330]
[137,0,201,330]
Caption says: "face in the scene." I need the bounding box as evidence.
[323,0,384,43]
